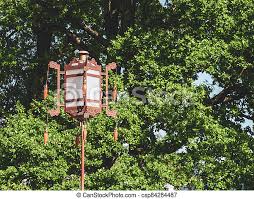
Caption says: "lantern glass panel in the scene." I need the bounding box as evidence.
[66,69,84,75]
[66,101,84,108]
[87,69,100,75]
[86,76,100,101]
[66,76,83,100]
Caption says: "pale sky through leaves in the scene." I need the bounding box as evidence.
[195,73,253,130]
[159,0,253,130]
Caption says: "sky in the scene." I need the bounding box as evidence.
[159,0,167,7]
[156,73,253,140]
[195,73,253,130]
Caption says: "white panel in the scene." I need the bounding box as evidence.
[86,102,100,108]
[66,101,84,108]
[86,76,101,101]
[66,69,84,75]
[66,76,83,100]
[87,69,100,75]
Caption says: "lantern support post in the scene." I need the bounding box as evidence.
[80,118,88,191]
[46,50,117,191]
[80,121,84,191]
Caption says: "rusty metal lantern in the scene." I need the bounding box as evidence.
[47,51,117,119]
[44,50,118,191]
[64,52,103,119]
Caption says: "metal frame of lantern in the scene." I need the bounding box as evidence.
[83,58,103,117]
[48,54,117,119]
[44,51,118,191]
[47,61,63,117]
[64,59,86,120]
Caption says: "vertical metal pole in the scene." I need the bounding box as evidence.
[106,66,109,108]
[57,65,60,108]
[80,121,86,191]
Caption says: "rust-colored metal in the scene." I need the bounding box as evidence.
[85,59,102,117]
[112,84,117,101]
[48,109,60,117]
[106,62,117,71]
[43,84,48,99]
[105,62,117,118]
[63,56,117,120]
[64,59,85,120]
[80,121,87,191]
[46,50,118,191]
[79,50,89,62]
[47,52,118,120]
[113,128,118,141]
[64,57,104,120]
[44,130,48,145]
[48,61,62,117]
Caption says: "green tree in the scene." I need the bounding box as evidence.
[1,0,254,190]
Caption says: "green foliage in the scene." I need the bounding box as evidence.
[1,0,254,191]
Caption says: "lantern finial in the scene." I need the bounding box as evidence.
[79,50,89,61]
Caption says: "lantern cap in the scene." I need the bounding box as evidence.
[79,51,89,61]
[79,50,89,55]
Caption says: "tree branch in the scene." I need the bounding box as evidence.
[206,83,247,106]
[33,0,108,47]
[240,113,254,121]
[65,29,99,60]
[48,23,101,60]
[206,83,254,122]
[79,20,109,46]
[206,85,236,106]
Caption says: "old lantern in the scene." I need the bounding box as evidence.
[44,50,118,191]
[63,50,102,120]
